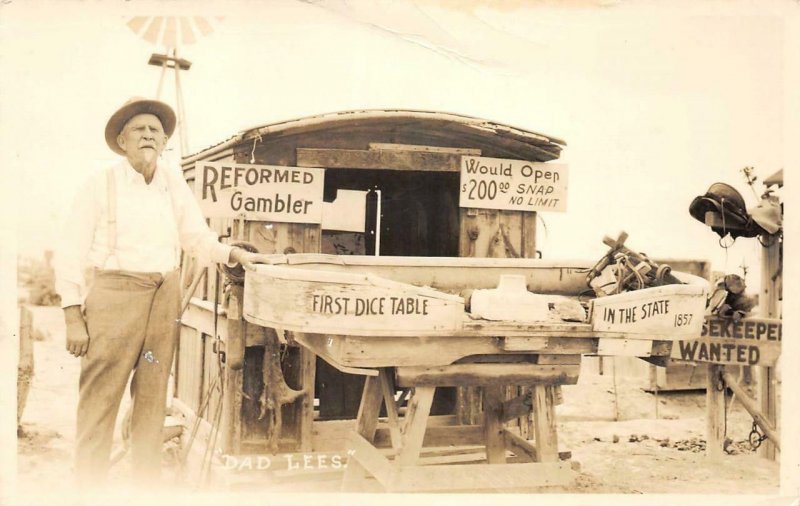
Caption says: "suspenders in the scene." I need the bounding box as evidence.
[105,168,119,270]
[103,165,181,271]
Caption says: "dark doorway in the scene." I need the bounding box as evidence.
[316,168,461,420]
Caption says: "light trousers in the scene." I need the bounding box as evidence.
[75,269,180,485]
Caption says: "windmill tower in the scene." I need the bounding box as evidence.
[125,16,222,157]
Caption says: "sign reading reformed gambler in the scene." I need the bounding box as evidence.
[196,161,325,223]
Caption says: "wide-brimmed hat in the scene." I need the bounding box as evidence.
[105,97,176,155]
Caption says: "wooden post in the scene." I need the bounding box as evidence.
[483,385,506,464]
[705,364,726,461]
[758,234,780,460]
[532,385,558,462]
[221,287,244,454]
[17,306,34,427]
[298,346,317,452]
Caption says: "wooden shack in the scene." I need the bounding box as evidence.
[175,110,565,456]
[173,110,713,491]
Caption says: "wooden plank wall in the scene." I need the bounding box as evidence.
[176,326,204,413]
[235,146,321,451]
[178,143,325,452]
[457,208,537,435]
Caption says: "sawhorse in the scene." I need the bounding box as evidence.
[341,365,578,492]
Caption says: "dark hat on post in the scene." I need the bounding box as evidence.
[105,97,176,155]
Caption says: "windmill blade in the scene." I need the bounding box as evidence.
[179,16,197,45]
[192,16,215,37]
[126,16,222,48]
[142,17,165,45]
[163,17,178,48]
[126,16,148,35]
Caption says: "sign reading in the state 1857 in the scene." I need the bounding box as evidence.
[459,156,568,212]
[196,162,325,224]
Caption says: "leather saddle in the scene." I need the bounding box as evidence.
[689,182,765,239]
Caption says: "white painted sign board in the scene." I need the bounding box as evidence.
[243,266,465,337]
[671,317,782,366]
[459,156,568,212]
[195,161,325,224]
[321,189,367,232]
[590,284,706,339]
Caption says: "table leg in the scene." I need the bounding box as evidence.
[397,387,436,467]
[342,374,384,490]
[379,369,402,449]
[532,385,559,462]
[483,385,506,464]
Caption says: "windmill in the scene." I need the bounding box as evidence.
[126,16,223,156]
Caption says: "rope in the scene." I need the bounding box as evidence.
[249,132,262,164]
[632,264,645,290]
[537,213,549,239]
[717,197,737,249]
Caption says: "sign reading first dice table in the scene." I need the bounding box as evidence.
[243,266,465,337]
[196,162,325,223]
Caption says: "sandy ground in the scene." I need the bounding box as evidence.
[15,305,781,501]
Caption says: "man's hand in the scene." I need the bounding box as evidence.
[64,305,90,357]
[229,247,265,271]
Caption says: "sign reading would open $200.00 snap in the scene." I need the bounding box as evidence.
[195,161,325,224]
[459,156,568,212]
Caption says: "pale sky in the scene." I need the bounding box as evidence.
[0,0,793,290]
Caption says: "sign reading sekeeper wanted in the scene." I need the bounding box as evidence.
[196,162,325,224]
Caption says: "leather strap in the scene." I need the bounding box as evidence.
[105,168,118,268]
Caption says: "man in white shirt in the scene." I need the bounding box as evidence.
[55,97,259,486]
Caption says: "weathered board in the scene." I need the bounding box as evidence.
[589,283,706,339]
[459,156,568,213]
[194,161,324,223]
[671,317,782,366]
[259,254,590,295]
[596,338,652,357]
[243,265,465,336]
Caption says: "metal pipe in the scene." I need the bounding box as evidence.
[173,48,189,156]
[155,61,168,99]
[374,189,382,256]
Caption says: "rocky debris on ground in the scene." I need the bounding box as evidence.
[625,434,706,452]
[670,437,706,452]
[723,438,757,455]
[597,432,758,456]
